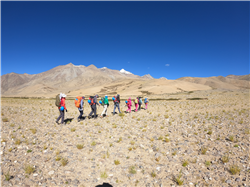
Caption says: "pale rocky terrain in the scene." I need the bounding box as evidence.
[1,90,250,187]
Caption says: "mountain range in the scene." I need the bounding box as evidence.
[1,63,249,98]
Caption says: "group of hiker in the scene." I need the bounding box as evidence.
[55,93,149,125]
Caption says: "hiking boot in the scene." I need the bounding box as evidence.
[77,118,80,122]
[55,121,59,124]
[88,116,91,119]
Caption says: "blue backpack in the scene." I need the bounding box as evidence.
[144,98,148,103]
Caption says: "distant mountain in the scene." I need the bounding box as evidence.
[159,77,168,80]
[177,75,250,90]
[2,63,248,97]
[226,74,250,81]
[142,74,154,79]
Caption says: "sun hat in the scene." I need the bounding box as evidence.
[61,93,67,98]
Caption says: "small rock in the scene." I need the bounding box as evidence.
[235,178,240,182]
[48,170,54,175]
[33,173,38,177]
[225,180,231,184]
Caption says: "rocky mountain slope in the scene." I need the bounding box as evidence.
[1,63,249,98]
[177,75,250,90]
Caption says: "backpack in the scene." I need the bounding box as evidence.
[115,95,120,103]
[101,97,105,106]
[89,96,94,105]
[139,98,142,104]
[113,96,117,102]
[75,96,82,108]
[134,98,138,104]
[144,98,148,103]
[55,94,61,107]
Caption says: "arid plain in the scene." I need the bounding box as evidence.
[1,89,249,187]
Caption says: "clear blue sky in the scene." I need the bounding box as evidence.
[1,1,249,79]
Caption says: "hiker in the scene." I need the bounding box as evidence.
[144,97,149,109]
[56,93,67,125]
[75,96,85,122]
[100,95,109,118]
[112,94,121,115]
[138,97,143,110]
[134,97,138,112]
[88,95,99,119]
[126,97,132,113]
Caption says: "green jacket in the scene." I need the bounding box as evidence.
[104,98,109,105]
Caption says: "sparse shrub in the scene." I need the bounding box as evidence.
[55,156,61,161]
[10,123,15,127]
[55,150,60,155]
[130,141,135,145]
[15,139,21,145]
[201,147,208,155]
[182,160,189,167]
[205,161,211,167]
[129,166,136,174]
[244,128,250,134]
[128,147,132,151]
[164,137,170,142]
[158,136,163,140]
[234,144,239,147]
[221,155,229,163]
[2,117,9,122]
[173,171,184,185]
[164,114,169,119]
[71,128,76,132]
[91,141,96,146]
[155,156,161,162]
[4,171,11,181]
[114,160,120,165]
[207,131,212,135]
[30,128,37,134]
[229,165,241,175]
[61,158,68,166]
[172,151,177,156]
[117,137,122,143]
[119,112,125,117]
[24,165,35,174]
[151,171,156,178]
[27,150,32,153]
[76,144,84,149]
[229,135,234,142]
[101,171,108,179]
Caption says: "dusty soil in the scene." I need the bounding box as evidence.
[1,90,250,187]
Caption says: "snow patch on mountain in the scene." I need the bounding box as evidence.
[120,69,132,75]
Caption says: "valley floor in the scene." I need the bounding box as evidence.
[1,90,250,187]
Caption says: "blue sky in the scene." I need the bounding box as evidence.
[1,1,249,79]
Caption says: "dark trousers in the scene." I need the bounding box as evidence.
[56,109,64,124]
[78,110,83,120]
[138,104,141,110]
[89,104,97,118]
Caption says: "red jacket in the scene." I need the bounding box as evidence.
[59,98,67,110]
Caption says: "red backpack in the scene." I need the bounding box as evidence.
[89,96,94,105]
